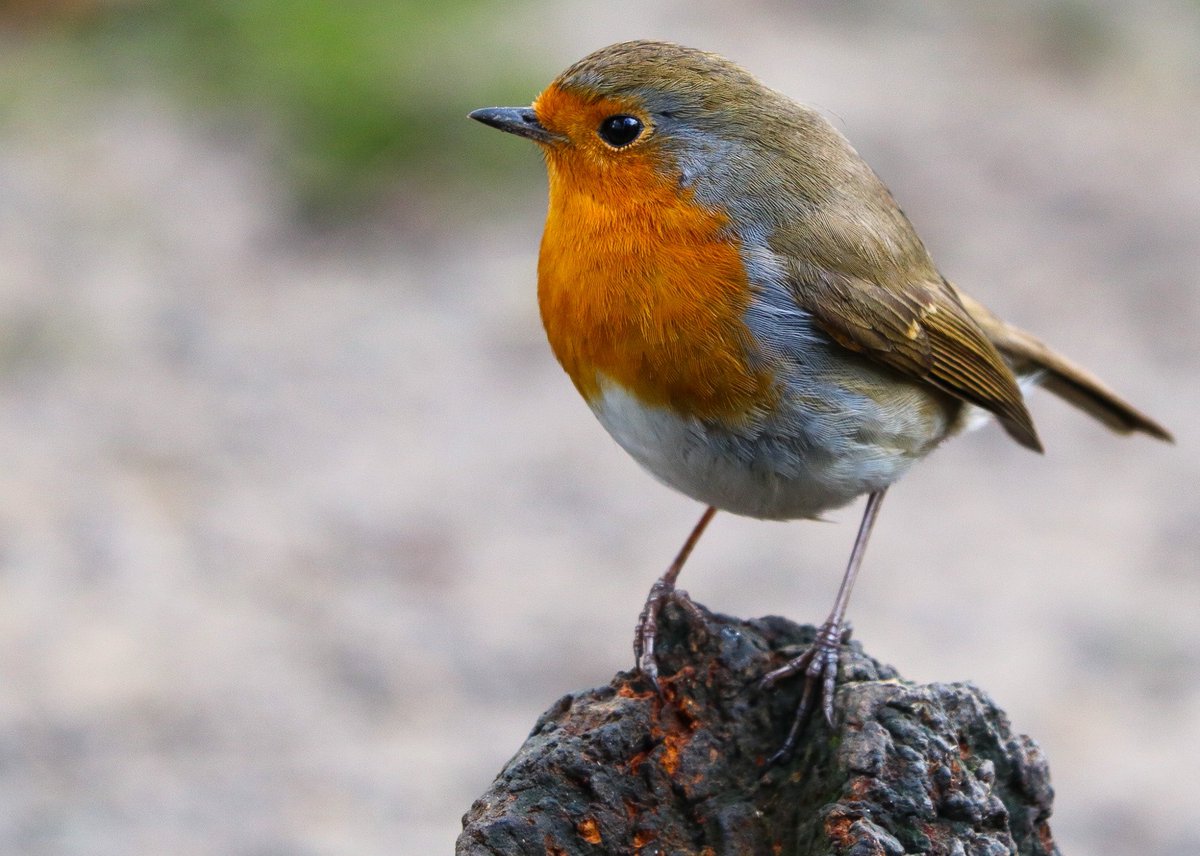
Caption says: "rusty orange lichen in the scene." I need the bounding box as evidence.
[616,681,647,699]
[1037,821,1056,852]
[677,699,706,728]
[824,812,855,849]
[848,777,874,800]
[576,817,602,845]
[660,732,683,776]
[632,829,657,849]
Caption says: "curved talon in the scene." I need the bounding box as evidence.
[815,641,840,725]
[633,581,668,692]
[633,507,718,695]
[634,581,705,694]
[759,646,814,691]
[760,619,845,763]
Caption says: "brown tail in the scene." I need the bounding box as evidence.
[954,288,1173,442]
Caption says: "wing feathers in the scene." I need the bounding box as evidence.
[791,267,1043,451]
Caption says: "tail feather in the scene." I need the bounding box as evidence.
[953,288,1173,443]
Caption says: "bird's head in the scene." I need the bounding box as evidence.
[470,40,780,195]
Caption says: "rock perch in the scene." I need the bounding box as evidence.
[458,602,1059,855]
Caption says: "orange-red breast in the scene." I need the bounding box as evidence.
[470,40,1172,757]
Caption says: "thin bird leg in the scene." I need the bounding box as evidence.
[635,505,717,693]
[761,489,888,761]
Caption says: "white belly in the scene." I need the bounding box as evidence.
[588,377,946,520]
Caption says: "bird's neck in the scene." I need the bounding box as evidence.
[537,155,775,422]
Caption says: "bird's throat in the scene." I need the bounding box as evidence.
[537,154,775,422]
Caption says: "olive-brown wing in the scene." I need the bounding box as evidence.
[789,267,1043,451]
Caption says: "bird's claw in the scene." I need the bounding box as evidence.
[760,619,848,764]
[634,577,705,694]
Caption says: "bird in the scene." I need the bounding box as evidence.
[469,39,1172,758]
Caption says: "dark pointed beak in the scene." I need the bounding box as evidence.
[469,106,560,144]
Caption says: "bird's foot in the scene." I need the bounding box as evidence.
[633,576,706,694]
[759,620,851,764]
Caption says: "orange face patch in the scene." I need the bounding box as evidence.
[534,84,774,423]
[533,84,655,159]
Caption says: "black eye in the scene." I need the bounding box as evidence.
[598,115,643,147]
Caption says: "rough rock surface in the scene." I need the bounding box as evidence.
[458,603,1059,855]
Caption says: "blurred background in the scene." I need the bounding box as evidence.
[0,1,1196,853]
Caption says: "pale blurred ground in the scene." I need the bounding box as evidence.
[0,2,1197,854]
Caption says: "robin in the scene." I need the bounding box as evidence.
[470,40,1172,757]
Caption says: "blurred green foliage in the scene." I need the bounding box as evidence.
[6,0,544,216]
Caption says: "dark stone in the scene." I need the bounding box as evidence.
[458,602,1060,856]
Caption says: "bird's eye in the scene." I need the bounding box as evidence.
[597,115,643,147]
